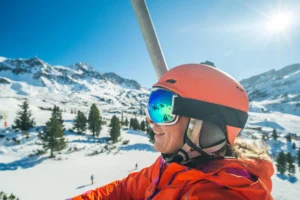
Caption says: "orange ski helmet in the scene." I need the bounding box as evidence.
[152,63,249,144]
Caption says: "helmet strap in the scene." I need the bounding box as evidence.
[162,118,226,165]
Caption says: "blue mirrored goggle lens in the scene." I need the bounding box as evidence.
[147,89,175,123]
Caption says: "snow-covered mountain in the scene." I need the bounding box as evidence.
[240,63,300,116]
[0,57,149,115]
[0,57,141,89]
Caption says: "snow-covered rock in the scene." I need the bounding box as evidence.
[240,64,300,116]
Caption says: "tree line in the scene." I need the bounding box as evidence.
[12,100,156,157]
[276,150,300,177]
[74,110,155,143]
[263,129,300,177]
[12,101,103,157]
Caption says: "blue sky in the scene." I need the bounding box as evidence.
[1,0,300,88]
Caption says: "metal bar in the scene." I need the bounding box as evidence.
[131,0,168,79]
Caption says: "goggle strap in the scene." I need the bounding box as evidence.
[173,97,248,129]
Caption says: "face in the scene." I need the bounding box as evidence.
[152,116,189,154]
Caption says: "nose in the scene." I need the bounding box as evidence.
[152,123,163,134]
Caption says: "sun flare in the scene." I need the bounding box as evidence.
[266,11,293,33]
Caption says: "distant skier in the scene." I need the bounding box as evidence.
[91,175,94,185]
[135,163,138,170]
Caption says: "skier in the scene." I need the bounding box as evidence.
[135,163,138,170]
[91,175,94,185]
[70,64,274,200]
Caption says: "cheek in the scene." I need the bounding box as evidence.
[166,128,185,148]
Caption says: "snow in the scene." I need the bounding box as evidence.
[284,70,300,79]
[0,56,7,63]
[0,141,158,199]
[247,112,300,135]
[0,71,43,87]
[0,114,159,200]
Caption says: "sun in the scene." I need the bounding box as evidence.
[266,11,293,33]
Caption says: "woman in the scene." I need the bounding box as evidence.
[71,64,274,200]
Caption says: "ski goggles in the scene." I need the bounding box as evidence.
[146,88,179,125]
[146,87,249,129]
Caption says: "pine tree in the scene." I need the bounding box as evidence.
[136,118,141,130]
[124,118,129,127]
[40,116,66,158]
[73,111,87,134]
[52,105,63,126]
[140,120,145,132]
[0,191,19,200]
[297,148,300,167]
[145,118,150,132]
[131,118,140,130]
[286,134,292,142]
[272,129,278,140]
[110,115,121,143]
[121,111,124,126]
[286,152,296,176]
[130,118,133,129]
[88,104,102,137]
[13,100,35,131]
[276,151,286,174]
[147,128,155,143]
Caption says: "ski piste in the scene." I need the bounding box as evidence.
[131,0,168,79]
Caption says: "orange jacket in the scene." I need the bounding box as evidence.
[71,157,274,200]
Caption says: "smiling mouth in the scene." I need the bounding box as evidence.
[155,133,165,136]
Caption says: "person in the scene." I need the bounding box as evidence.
[91,175,94,185]
[71,64,274,200]
[135,163,138,170]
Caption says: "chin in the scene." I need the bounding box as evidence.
[154,144,164,153]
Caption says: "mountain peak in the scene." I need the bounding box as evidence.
[70,62,96,72]
[103,72,141,90]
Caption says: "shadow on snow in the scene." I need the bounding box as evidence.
[266,139,285,159]
[0,156,47,171]
[276,173,298,183]
[126,129,148,138]
[76,183,92,189]
[70,137,110,144]
[253,121,285,131]
[119,143,156,152]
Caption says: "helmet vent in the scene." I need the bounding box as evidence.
[166,79,177,84]
[236,86,245,92]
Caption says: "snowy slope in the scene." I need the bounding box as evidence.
[0,127,159,200]
[1,110,300,200]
